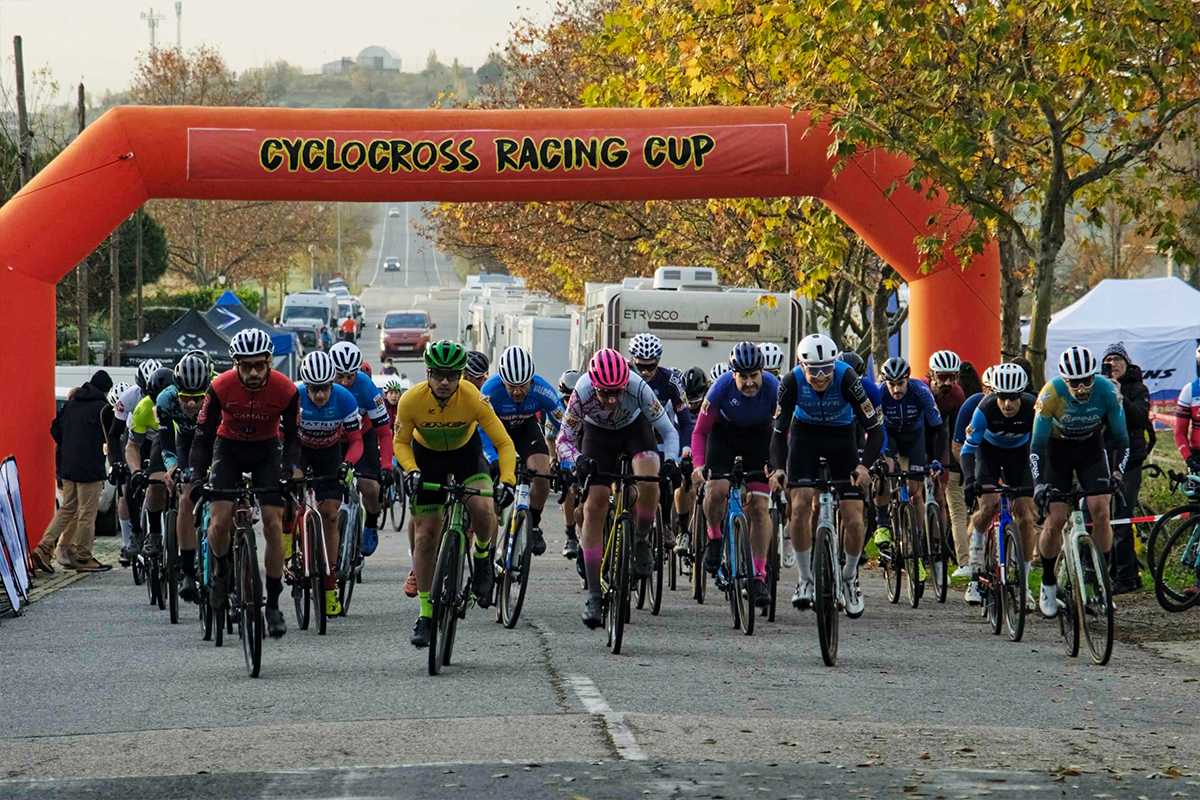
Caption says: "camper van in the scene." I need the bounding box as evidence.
[281,291,338,330]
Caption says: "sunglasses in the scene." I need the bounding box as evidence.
[597,388,624,399]
[428,369,462,382]
[1067,376,1094,389]
[178,391,206,402]
[307,383,333,393]
[932,372,959,381]
[805,365,834,377]
[633,361,658,374]
[996,392,1022,402]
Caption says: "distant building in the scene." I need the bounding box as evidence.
[321,57,355,75]
[356,46,401,72]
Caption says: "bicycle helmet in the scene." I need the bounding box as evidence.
[498,345,535,385]
[758,342,785,372]
[796,333,838,367]
[558,368,582,396]
[465,350,490,378]
[182,348,212,368]
[709,361,730,381]
[681,366,709,400]
[300,350,337,385]
[588,348,630,390]
[145,366,175,401]
[384,377,406,393]
[107,381,130,408]
[228,328,273,359]
[880,356,911,382]
[173,354,211,394]
[424,340,468,371]
[929,349,961,374]
[839,350,865,377]
[1058,345,1098,379]
[729,341,765,373]
[135,358,164,391]
[628,333,664,363]
[980,364,997,391]
[329,341,363,374]
[991,362,1028,394]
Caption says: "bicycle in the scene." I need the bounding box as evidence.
[707,457,757,636]
[974,484,1032,642]
[1147,469,1200,613]
[131,471,175,618]
[765,489,788,622]
[284,471,340,635]
[875,464,934,608]
[425,473,494,675]
[667,455,693,593]
[192,492,220,645]
[385,464,407,533]
[687,478,708,605]
[495,462,554,628]
[790,459,857,667]
[1039,483,1118,666]
[336,468,365,615]
[633,471,671,617]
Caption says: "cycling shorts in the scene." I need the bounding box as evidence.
[706,420,771,486]
[504,415,549,461]
[411,431,489,515]
[300,444,344,503]
[1044,432,1109,494]
[786,422,863,499]
[884,428,927,467]
[581,416,658,476]
[354,424,381,481]
[209,438,284,508]
[975,442,1033,497]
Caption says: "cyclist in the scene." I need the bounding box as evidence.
[673,366,710,555]
[692,342,779,608]
[329,341,393,559]
[556,368,583,559]
[190,329,300,640]
[296,350,365,618]
[960,363,1037,607]
[926,349,968,582]
[480,346,565,557]
[759,342,786,378]
[770,334,882,615]
[101,382,130,564]
[871,357,945,572]
[153,354,211,602]
[110,359,164,564]
[557,349,680,629]
[952,365,996,578]
[1032,345,1128,617]
[393,340,517,648]
[1173,343,1200,473]
[465,350,490,390]
[629,333,693,549]
[710,362,730,383]
[125,366,176,560]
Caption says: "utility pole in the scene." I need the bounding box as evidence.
[109,223,122,366]
[13,35,30,185]
[175,1,182,49]
[135,209,144,341]
[75,83,89,365]
[140,7,165,49]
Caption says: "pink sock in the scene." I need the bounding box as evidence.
[582,546,603,569]
[635,508,655,525]
[753,557,766,579]
[707,525,722,541]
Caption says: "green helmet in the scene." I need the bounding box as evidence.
[424,340,468,371]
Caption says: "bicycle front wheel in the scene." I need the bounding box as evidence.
[1001,524,1026,642]
[1078,537,1114,666]
[1056,556,1081,658]
[814,524,839,666]
[985,527,1002,635]
[309,514,328,635]
[881,506,901,604]
[237,535,264,678]
[901,504,922,608]
[390,482,407,532]
[1153,512,1200,613]
[607,516,633,654]
[731,514,753,636]
[428,527,463,676]
[499,509,532,629]
[691,504,707,605]
[165,512,180,624]
[925,503,948,604]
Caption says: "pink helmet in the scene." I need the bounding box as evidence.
[588,348,630,390]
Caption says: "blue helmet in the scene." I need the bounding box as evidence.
[729,341,765,373]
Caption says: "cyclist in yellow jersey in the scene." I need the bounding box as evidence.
[393,340,516,648]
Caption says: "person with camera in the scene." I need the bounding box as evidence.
[1103,342,1152,594]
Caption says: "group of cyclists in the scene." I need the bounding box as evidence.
[81,319,1131,659]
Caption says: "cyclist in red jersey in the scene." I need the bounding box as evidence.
[190,329,300,639]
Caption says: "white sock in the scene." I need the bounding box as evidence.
[796,548,813,583]
[1024,561,1032,581]
[119,518,132,548]
[970,529,985,550]
[842,548,861,581]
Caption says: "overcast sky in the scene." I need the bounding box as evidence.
[0,0,556,99]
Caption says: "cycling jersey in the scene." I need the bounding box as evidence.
[392,380,517,485]
[1174,378,1200,459]
[343,370,391,429]
[1031,376,1129,480]
[690,370,779,469]
[480,374,564,432]
[297,382,363,463]
[961,393,1035,453]
[879,379,942,435]
[643,366,694,450]
[954,392,985,445]
[771,361,883,472]
[189,369,301,476]
[113,384,143,423]
[154,386,200,472]
[555,372,680,463]
[129,396,159,441]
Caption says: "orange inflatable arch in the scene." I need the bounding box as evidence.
[0,106,998,540]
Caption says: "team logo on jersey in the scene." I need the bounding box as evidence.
[649,399,664,417]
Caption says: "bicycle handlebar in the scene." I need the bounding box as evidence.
[976,484,1035,497]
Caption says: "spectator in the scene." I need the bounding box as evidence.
[32,370,114,574]
[381,358,399,376]
[1011,356,1036,392]
[959,361,983,399]
[1103,342,1152,593]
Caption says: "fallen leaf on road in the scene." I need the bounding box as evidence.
[918,752,930,760]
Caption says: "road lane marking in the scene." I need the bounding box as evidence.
[368,205,389,287]
[565,675,647,761]
[403,202,410,288]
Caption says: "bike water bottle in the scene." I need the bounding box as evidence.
[515,483,531,512]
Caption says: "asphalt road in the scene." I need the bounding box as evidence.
[4,207,1199,797]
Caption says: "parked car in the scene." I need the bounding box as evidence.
[279,319,324,352]
[388,207,402,218]
[379,310,435,358]
[384,257,401,273]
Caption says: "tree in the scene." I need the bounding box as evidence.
[591,0,1200,376]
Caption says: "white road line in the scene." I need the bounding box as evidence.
[565,675,647,761]
[402,202,410,288]
[430,232,443,286]
[368,204,389,287]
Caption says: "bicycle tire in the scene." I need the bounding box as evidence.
[337,507,358,614]
[608,516,632,654]
[164,512,179,624]
[882,504,901,604]
[197,545,213,641]
[1146,505,1197,586]
[731,514,753,636]
[925,503,948,604]
[1001,524,1026,642]
[767,516,781,622]
[310,513,327,635]
[1056,556,1080,658]
[390,482,407,532]
[649,508,665,616]
[668,520,678,592]
[428,526,462,676]
[1078,536,1114,665]
[1153,513,1200,613]
[499,508,531,629]
[237,534,264,678]
[984,526,1001,635]
[292,528,310,631]
[901,503,921,608]
[691,502,707,605]
[814,524,839,666]
[443,543,471,666]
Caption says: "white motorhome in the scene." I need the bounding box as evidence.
[281,291,338,330]
[572,266,805,372]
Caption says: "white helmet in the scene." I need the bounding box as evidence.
[300,351,337,385]
[329,341,363,374]
[228,328,273,359]
[929,349,961,374]
[498,345,535,385]
[758,342,785,372]
[136,359,164,391]
[107,381,130,408]
[709,361,730,381]
[628,333,663,362]
[1058,345,1098,380]
[981,365,997,391]
[991,362,1028,394]
[796,333,838,367]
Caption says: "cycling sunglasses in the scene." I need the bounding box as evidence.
[804,364,835,377]
[178,391,207,402]
[597,387,624,399]
[633,361,658,374]
[1066,376,1094,389]
[996,392,1022,402]
[428,369,462,383]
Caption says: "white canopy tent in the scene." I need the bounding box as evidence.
[1044,277,1200,402]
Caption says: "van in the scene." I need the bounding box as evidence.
[280,291,338,329]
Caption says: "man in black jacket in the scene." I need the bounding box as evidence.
[31,370,114,574]
[1103,342,1154,593]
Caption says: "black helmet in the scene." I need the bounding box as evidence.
[838,351,865,377]
[464,350,490,379]
[558,368,582,396]
[146,366,175,402]
[681,366,709,401]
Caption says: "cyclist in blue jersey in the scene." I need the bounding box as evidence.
[692,342,779,608]
[329,342,393,559]
[770,334,883,615]
[1031,345,1129,617]
[480,346,565,556]
[960,362,1036,607]
[871,357,945,561]
[951,365,994,579]
[296,351,365,618]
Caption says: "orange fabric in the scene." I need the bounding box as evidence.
[0,105,999,542]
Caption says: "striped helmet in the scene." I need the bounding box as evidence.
[981,365,997,391]
[465,350,490,378]
[498,346,535,386]
[929,349,961,374]
[991,362,1028,394]
[424,340,468,371]
[229,328,273,359]
[1058,346,1098,380]
[173,354,211,394]
[588,348,630,390]
[880,357,911,382]
[329,341,363,374]
[709,361,730,381]
[729,341,765,373]
[300,351,337,385]
[107,382,130,408]
[758,342,785,372]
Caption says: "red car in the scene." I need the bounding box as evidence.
[379,309,435,358]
